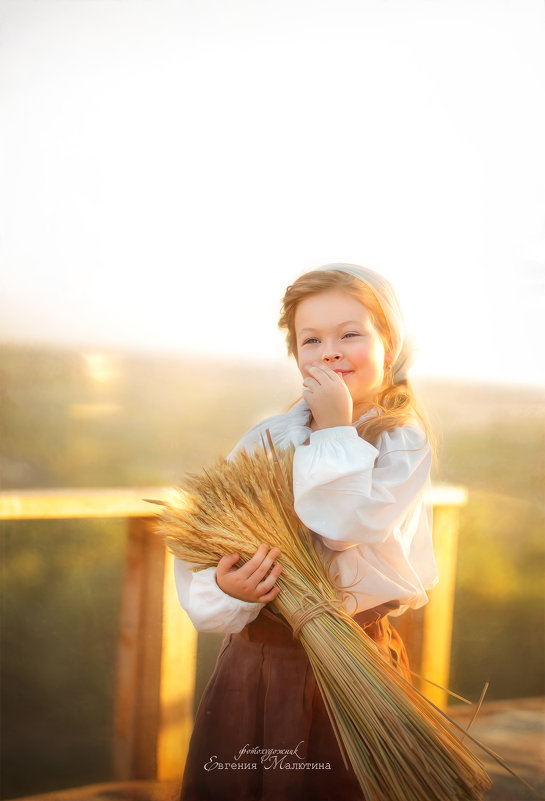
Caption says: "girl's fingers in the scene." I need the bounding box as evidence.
[257,585,281,604]
[251,546,281,585]
[309,363,339,381]
[303,365,323,383]
[304,364,340,385]
[237,544,279,580]
[257,562,282,591]
[216,552,240,577]
[218,545,282,603]
[236,544,267,577]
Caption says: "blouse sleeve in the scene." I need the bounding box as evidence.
[173,557,264,634]
[292,424,432,549]
[171,419,276,634]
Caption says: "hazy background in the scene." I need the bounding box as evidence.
[1,0,544,383]
[1,1,544,798]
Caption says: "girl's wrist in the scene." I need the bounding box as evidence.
[313,417,353,430]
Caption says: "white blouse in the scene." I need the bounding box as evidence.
[173,400,438,634]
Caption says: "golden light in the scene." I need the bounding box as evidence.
[83,353,119,384]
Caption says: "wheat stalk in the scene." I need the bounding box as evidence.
[156,433,493,801]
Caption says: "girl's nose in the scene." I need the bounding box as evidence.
[322,351,342,362]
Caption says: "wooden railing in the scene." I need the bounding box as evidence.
[0,484,467,783]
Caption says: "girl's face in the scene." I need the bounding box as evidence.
[294,289,388,415]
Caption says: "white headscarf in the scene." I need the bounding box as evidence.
[319,263,413,382]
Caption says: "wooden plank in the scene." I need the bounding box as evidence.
[0,485,466,522]
[0,488,170,520]
[425,484,468,507]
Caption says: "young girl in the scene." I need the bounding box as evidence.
[173,264,438,801]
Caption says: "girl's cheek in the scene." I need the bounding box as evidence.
[350,344,371,365]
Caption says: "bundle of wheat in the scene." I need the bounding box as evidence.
[156,433,492,801]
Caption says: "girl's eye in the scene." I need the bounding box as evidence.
[302,337,319,345]
[342,332,360,339]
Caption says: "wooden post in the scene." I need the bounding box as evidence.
[394,489,465,709]
[157,549,198,780]
[113,518,197,780]
[419,503,462,709]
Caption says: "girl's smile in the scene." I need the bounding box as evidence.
[294,289,388,418]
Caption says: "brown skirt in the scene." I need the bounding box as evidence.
[179,603,410,801]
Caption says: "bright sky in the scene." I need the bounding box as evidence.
[1,0,544,385]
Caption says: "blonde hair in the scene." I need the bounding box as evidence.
[278,268,433,448]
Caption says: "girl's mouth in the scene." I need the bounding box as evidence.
[334,370,352,379]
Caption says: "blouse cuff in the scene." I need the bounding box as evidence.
[212,569,265,611]
[309,425,359,443]
[308,425,378,460]
[173,559,264,633]
[296,425,378,482]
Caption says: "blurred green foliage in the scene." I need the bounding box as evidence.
[1,519,125,796]
[1,345,544,797]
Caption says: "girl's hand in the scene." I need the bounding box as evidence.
[216,544,283,603]
[302,363,353,429]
